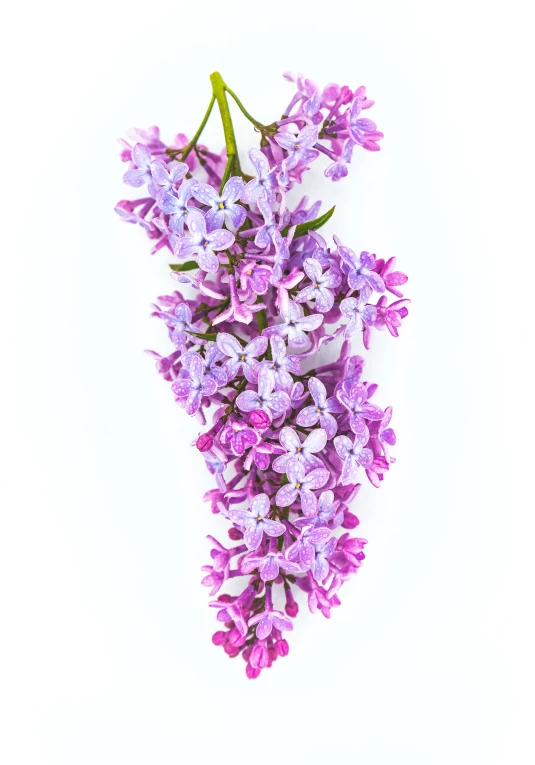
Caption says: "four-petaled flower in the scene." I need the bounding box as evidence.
[248,608,293,640]
[294,490,342,529]
[369,405,396,461]
[275,458,330,516]
[339,247,385,293]
[256,335,301,393]
[239,261,272,296]
[336,382,384,432]
[160,178,199,236]
[334,427,373,485]
[348,96,384,151]
[228,493,285,550]
[154,302,193,350]
[241,149,278,205]
[216,333,268,382]
[340,286,377,339]
[274,125,320,169]
[193,176,246,230]
[123,143,156,193]
[236,367,290,420]
[176,210,235,273]
[219,420,260,457]
[182,343,228,387]
[171,353,217,415]
[374,296,410,337]
[272,427,327,473]
[295,258,341,313]
[296,377,345,439]
[242,551,301,581]
[254,196,279,248]
[150,159,188,194]
[311,536,337,583]
[263,299,323,349]
[286,525,331,570]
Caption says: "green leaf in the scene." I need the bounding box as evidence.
[186,330,217,341]
[169,261,198,272]
[281,205,336,239]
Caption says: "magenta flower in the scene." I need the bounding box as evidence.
[275,459,330,516]
[238,261,273,296]
[212,274,266,326]
[296,377,345,439]
[219,420,260,457]
[294,490,342,529]
[376,256,408,298]
[171,353,217,415]
[374,296,410,337]
[229,493,285,550]
[369,406,396,461]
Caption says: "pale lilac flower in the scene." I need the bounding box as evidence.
[263,299,323,349]
[348,97,383,151]
[193,176,246,230]
[334,427,373,485]
[274,125,320,169]
[294,490,342,529]
[241,149,278,205]
[236,367,290,420]
[123,143,155,191]
[176,210,235,272]
[296,377,345,439]
[216,333,268,382]
[228,493,285,550]
[150,159,188,193]
[256,335,301,392]
[369,406,396,461]
[248,608,293,640]
[275,459,329,516]
[272,427,327,473]
[242,551,301,581]
[339,247,385,293]
[154,302,193,350]
[254,196,278,248]
[287,525,331,570]
[160,178,199,235]
[336,382,383,431]
[311,537,337,583]
[239,261,272,296]
[295,258,341,313]
[325,139,354,181]
[340,286,377,339]
[182,344,228,387]
[171,353,217,415]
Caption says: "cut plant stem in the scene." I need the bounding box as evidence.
[209,72,242,192]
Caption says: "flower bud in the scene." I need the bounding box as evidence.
[249,409,271,429]
[196,433,213,452]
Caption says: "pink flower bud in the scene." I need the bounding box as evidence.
[228,527,243,541]
[249,409,271,429]
[212,631,227,646]
[277,639,290,657]
[246,663,261,679]
[196,433,213,452]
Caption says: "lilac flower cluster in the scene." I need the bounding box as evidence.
[116,72,409,677]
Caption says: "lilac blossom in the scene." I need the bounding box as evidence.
[263,299,323,349]
[236,367,290,420]
[340,286,377,339]
[256,335,301,392]
[374,296,410,337]
[296,377,345,439]
[311,537,337,583]
[193,176,246,229]
[369,406,396,461]
[182,343,227,387]
[242,148,278,205]
[275,459,330,516]
[274,125,320,169]
[153,302,193,350]
[229,493,285,550]
[272,427,327,473]
[176,210,235,272]
[123,143,156,192]
[287,525,331,569]
[150,159,188,194]
[159,178,199,236]
[295,258,341,313]
[348,97,384,151]
[334,427,374,485]
[248,608,293,640]
[216,333,267,382]
[339,247,385,293]
[242,551,301,581]
[294,490,342,529]
[170,353,217,415]
[336,382,384,432]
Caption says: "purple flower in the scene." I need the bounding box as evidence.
[216,333,268,382]
[374,296,410,337]
[150,159,188,194]
[241,149,278,205]
[219,421,260,457]
[334,427,373,484]
[287,525,331,570]
[254,196,279,248]
[296,377,345,439]
[340,286,377,339]
[263,299,323,350]
[295,258,341,313]
[193,176,246,230]
[272,426,327,473]
[274,125,320,169]
[348,97,383,151]
[311,536,337,583]
[325,139,354,182]
[123,143,156,192]
[236,367,290,420]
[242,551,301,581]
[171,353,217,415]
[248,608,293,640]
[228,493,285,550]
[336,382,384,431]
[256,335,301,392]
[175,210,235,273]
[212,274,267,326]
[294,490,342,529]
[369,405,396,461]
[238,261,272,296]
[154,301,193,350]
[275,459,329,516]
[339,247,385,293]
[159,178,199,236]
[182,343,228,387]
[377,257,408,298]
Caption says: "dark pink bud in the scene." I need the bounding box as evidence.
[246,663,261,679]
[250,642,269,669]
[342,509,359,529]
[212,631,227,646]
[228,627,246,647]
[228,527,243,541]
[224,642,240,658]
[241,646,253,662]
[249,409,271,429]
[277,639,290,657]
[285,601,299,618]
[196,433,213,452]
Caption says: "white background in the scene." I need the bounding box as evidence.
[1,1,534,763]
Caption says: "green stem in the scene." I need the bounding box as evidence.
[224,85,270,133]
[209,72,242,192]
[167,94,215,162]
